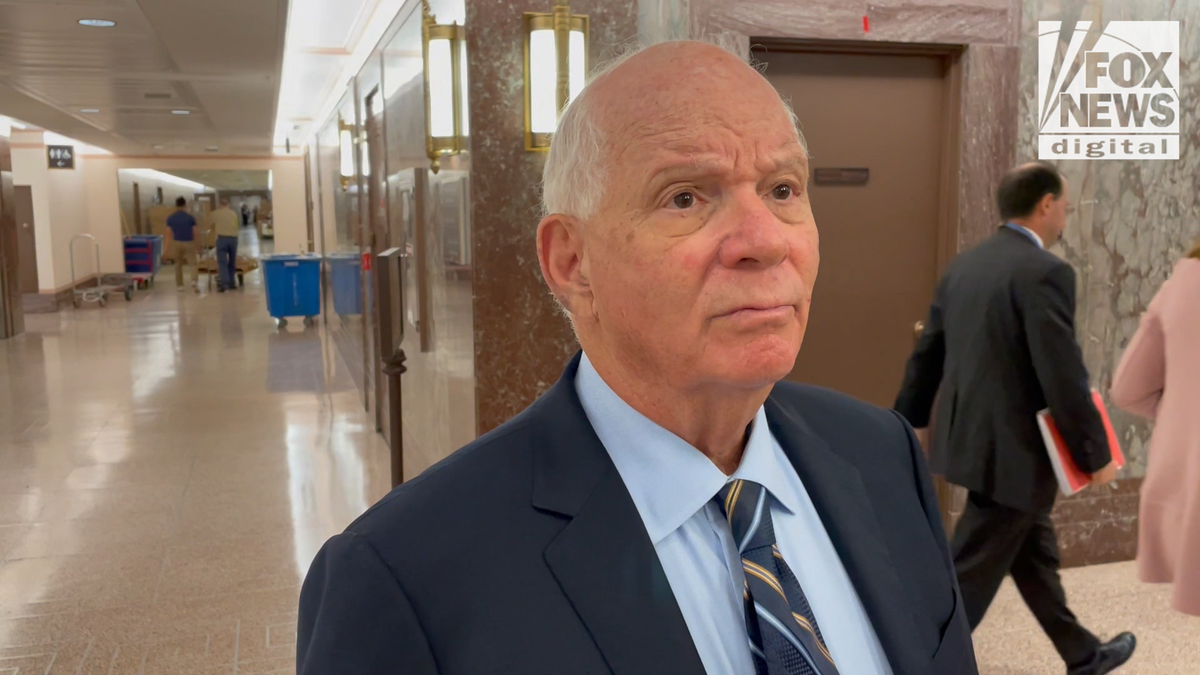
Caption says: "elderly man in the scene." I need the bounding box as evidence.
[297,41,976,675]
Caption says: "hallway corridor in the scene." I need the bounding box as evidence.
[0,260,390,672]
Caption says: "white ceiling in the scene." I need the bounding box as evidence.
[272,0,391,150]
[162,169,271,190]
[0,0,289,155]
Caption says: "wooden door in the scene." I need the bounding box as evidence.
[759,48,955,408]
[15,186,37,293]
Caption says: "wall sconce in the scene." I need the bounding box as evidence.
[422,0,466,174]
[338,119,355,190]
[523,0,588,151]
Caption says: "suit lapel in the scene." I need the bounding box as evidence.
[765,397,925,674]
[533,355,706,675]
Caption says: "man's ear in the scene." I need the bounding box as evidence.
[1039,192,1057,216]
[537,214,591,315]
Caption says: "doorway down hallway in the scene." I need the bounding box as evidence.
[0,243,390,672]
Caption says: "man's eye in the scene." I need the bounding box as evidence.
[671,192,696,209]
[772,184,793,200]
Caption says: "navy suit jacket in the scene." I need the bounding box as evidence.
[297,354,977,674]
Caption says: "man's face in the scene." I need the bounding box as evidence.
[572,48,818,392]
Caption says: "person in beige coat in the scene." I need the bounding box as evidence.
[1111,240,1200,616]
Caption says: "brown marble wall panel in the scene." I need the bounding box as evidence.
[466,0,639,435]
[1052,478,1143,568]
[684,0,1015,44]
[958,43,1021,249]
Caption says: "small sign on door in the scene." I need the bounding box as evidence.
[814,167,869,186]
[47,145,75,170]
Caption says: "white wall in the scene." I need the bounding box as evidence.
[48,155,95,287]
[10,130,59,291]
[269,159,307,254]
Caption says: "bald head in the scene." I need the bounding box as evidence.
[536,38,819,403]
[542,40,804,221]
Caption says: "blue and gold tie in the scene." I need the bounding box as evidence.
[717,479,841,675]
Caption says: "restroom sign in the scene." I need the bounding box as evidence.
[1037,21,1179,160]
[47,145,75,169]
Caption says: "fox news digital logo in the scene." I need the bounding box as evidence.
[1038,21,1180,160]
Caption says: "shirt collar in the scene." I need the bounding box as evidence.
[575,353,800,544]
[1005,222,1044,249]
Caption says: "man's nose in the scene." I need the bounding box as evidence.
[717,189,789,270]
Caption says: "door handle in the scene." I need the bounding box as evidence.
[913,320,925,342]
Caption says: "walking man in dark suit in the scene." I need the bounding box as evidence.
[895,162,1136,675]
[297,40,977,675]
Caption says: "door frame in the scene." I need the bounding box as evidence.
[363,84,390,435]
[752,38,964,277]
[0,136,22,338]
[132,182,143,234]
[303,148,316,253]
[14,185,38,294]
[753,38,966,532]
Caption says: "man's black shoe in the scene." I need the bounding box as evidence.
[1068,633,1136,675]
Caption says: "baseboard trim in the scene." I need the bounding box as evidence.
[1051,476,1142,568]
[23,274,101,313]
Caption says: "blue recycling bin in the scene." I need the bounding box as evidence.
[123,235,163,276]
[328,252,363,316]
[262,254,321,327]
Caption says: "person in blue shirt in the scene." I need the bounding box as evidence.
[166,197,198,293]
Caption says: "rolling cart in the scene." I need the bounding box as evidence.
[71,234,133,308]
[262,253,321,327]
[123,234,163,289]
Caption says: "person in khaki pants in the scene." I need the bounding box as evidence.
[166,197,199,292]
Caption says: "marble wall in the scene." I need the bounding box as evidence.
[1019,0,1200,479]
[1021,0,1199,566]
[466,0,639,434]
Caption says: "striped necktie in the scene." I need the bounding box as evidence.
[717,479,841,675]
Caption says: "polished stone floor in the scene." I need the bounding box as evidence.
[975,561,1198,674]
[0,236,1195,673]
[0,231,391,673]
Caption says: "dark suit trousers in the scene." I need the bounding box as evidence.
[951,491,1100,667]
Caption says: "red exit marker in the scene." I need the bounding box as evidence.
[863,15,870,32]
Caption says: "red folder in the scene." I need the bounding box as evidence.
[1036,389,1126,496]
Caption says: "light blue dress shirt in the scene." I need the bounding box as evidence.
[1004,222,1045,248]
[575,354,894,675]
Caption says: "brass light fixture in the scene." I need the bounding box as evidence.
[338,119,355,190]
[421,0,466,174]
[523,0,588,151]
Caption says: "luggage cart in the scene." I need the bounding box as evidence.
[71,234,133,308]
